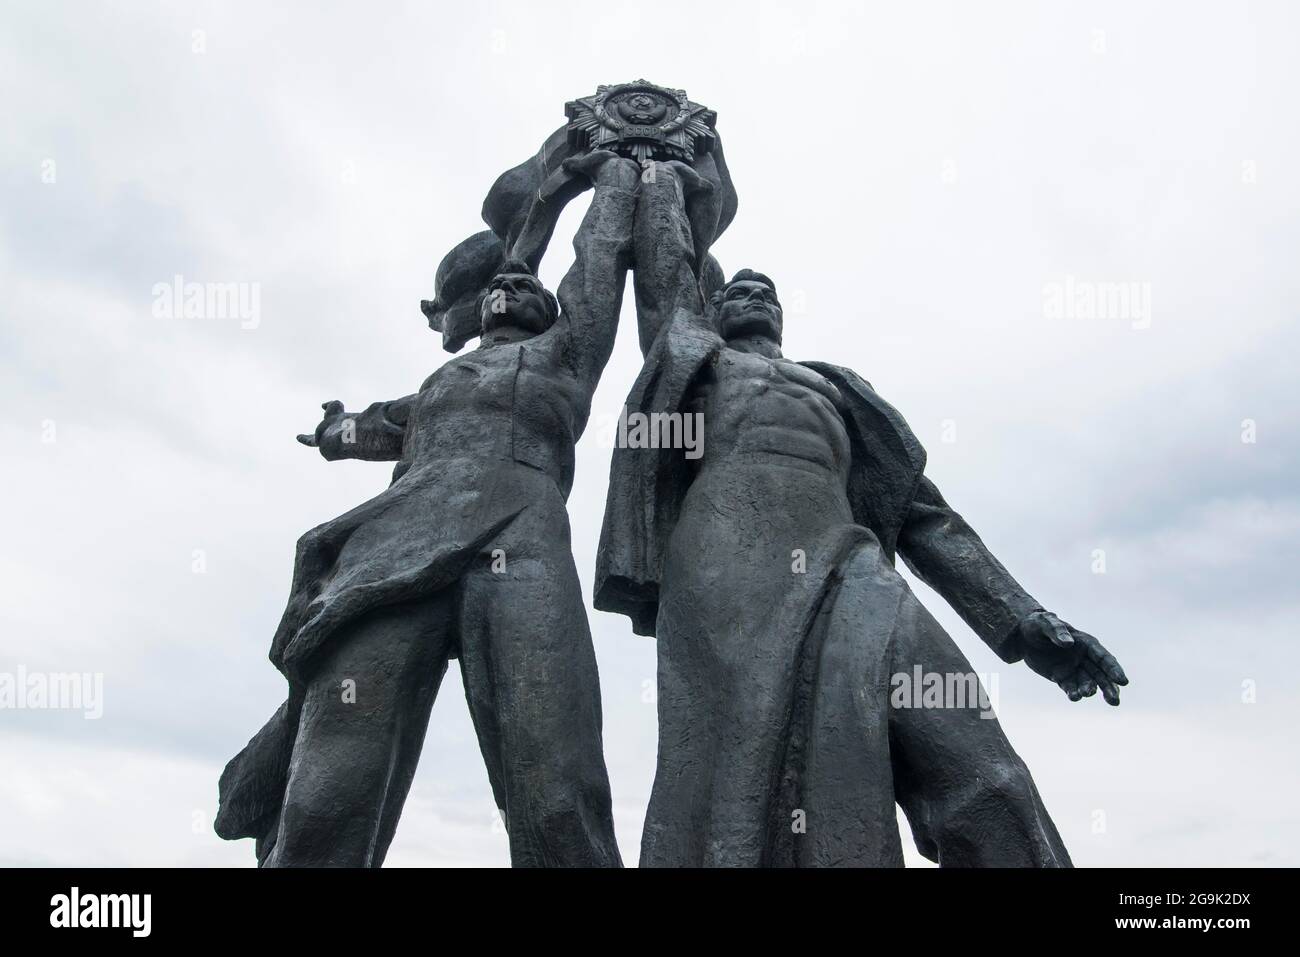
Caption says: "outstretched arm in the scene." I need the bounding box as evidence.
[554,152,641,393]
[898,475,1128,704]
[296,396,414,462]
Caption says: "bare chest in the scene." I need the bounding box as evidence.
[698,350,852,469]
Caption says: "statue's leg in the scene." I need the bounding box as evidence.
[887,591,1073,867]
[631,162,706,354]
[264,595,455,867]
[457,534,622,867]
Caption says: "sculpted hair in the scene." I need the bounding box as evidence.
[708,268,779,313]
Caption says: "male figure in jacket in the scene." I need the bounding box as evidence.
[216,151,642,867]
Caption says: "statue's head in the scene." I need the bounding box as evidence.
[710,269,782,344]
[479,259,559,338]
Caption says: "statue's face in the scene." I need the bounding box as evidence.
[481,273,553,336]
[717,280,783,342]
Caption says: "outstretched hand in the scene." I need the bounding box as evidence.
[296,400,351,460]
[1013,610,1129,705]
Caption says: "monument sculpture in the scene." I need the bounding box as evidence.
[215,150,641,867]
[217,81,1128,868]
[596,168,1128,865]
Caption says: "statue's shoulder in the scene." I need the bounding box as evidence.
[799,359,875,395]
[800,360,924,463]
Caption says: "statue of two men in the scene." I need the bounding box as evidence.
[216,83,1127,868]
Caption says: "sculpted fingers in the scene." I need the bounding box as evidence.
[300,400,342,447]
[658,160,713,196]
[1085,660,1123,706]
[1047,616,1076,649]
[1078,632,1128,686]
[561,149,622,183]
[1057,673,1083,701]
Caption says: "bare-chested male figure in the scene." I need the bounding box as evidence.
[596,164,1129,867]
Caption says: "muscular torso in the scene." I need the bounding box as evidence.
[691,347,853,500]
[656,346,860,668]
[661,347,859,609]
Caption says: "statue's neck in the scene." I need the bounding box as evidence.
[726,335,783,360]
[480,326,533,348]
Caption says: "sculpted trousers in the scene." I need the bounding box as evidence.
[644,514,1070,867]
[886,579,1071,867]
[264,534,622,868]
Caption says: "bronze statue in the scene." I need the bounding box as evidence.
[596,162,1128,867]
[216,151,644,867]
[219,81,1128,869]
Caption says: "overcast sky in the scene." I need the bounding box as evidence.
[2,0,1298,867]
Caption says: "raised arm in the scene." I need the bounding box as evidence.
[296,396,414,462]
[554,151,641,393]
[628,159,714,354]
[897,474,1128,704]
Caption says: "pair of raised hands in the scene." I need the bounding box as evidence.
[545,149,713,200]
